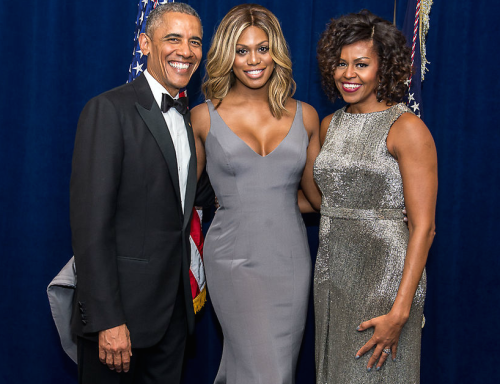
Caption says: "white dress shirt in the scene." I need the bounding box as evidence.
[144,70,191,212]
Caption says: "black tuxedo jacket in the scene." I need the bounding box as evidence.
[70,73,197,348]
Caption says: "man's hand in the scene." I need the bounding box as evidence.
[98,324,132,373]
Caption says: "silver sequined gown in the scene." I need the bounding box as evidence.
[313,104,426,384]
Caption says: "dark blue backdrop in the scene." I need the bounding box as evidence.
[1,1,498,383]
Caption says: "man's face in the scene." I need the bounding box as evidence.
[139,12,202,96]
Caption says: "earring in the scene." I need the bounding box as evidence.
[376,82,382,100]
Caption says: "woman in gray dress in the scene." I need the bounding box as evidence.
[313,11,437,383]
[191,4,321,383]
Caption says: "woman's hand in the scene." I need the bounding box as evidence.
[355,311,408,371]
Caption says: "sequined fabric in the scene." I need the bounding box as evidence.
[313,104,426,384]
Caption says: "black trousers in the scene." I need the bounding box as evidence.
[77,284,188,384]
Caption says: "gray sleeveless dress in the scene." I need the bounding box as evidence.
[204,100,312,384]
[313,104,426,384]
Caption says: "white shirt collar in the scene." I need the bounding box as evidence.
[144,70,178,110]
[142,70,190,212]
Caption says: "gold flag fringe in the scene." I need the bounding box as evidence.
[193,286,207,314]
[420,0,433,80]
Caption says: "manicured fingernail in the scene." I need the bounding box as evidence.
[356,326,361,331]
[376,366,381,371]
[392,357,396,362]
[367,367,372,372]
[355,355,360,360]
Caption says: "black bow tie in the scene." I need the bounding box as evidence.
[161,93,189,115]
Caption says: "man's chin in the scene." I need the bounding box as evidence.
[170,81,191,93]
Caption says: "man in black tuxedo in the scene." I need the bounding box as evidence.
[70,3,206,383]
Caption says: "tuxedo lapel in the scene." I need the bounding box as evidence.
[133,75,182,211]
[183,110,197,230]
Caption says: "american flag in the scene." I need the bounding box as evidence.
[402,0,432,119]
[128,0,207,313]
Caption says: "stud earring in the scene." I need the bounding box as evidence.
[376,82,382,100]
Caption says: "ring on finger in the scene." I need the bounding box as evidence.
[383,348,391,354]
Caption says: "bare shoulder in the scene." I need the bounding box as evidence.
[321,113,335,129]
[296,100,319,135]
[319,112,335,145]
[391,112,433,144]
[299,100,319,122]
[190,102,210,138]
[388,112,436,157]
[191,102,210,123]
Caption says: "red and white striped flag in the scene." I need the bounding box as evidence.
[189,209,207,312]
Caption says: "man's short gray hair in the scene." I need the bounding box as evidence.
[145,2,203,37]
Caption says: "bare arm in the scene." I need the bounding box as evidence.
[298,112,334,213]
[190,103,210,181]
[389,113,437,320]
[299,102,322,212]
[319,113,334,146]
[298,189,316,213]
[356,112,437,370]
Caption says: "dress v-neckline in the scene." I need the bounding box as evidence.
[212,100,299,158]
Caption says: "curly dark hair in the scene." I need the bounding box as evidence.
[317,10,412,104]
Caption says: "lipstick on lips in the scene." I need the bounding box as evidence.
[342,82,361,93]
[245,69,264,78]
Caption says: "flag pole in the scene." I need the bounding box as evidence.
[393,0,397,25]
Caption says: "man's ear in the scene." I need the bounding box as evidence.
[138,33,150,56]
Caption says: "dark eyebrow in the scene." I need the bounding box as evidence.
[338,57,372,62]
[162,33,202,42]
[163,33,182,39]
[236,40,269,48]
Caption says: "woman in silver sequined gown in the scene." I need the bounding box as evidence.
[313,11,437,383]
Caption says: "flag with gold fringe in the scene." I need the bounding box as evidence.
[402,0,433,118]
[128,0,206,313]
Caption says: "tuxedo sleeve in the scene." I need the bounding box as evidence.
[70,94,126,334]
[194,168,215,208]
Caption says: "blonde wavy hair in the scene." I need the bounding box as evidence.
[202,4,295,119]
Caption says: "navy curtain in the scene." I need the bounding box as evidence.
[1,1,498,383]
